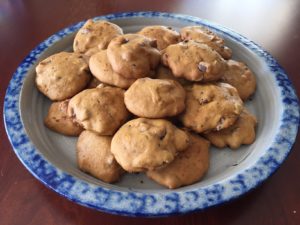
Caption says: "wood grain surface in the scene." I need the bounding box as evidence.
[0,0,300,224]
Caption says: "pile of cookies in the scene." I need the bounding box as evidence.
[36,19,257,189]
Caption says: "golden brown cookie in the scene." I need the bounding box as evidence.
[147,133,210,189]
[124,78,186,118]
[221,60,256,101]
[155,65,191,86]
[138,25,181,50]
[89,50,136,89]
[67,86,130,135]
[161,40,226,82]
[180,26,232,59]
[36,52,91,101]
[204,108,257,149]
[77,130,124,183]
[107,34,161,79]
[44,100,83,136]
[73,19,123,56]
[111,118,190,172]
[179,83,243,133]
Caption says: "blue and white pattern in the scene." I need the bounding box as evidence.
[4,12,300,217]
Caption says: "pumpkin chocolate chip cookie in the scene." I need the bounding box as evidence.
[111,118,189,172]
[36,52,91,101]
[180,25,232,59]
[124,78,186,118]
[73,19,123,56]
[147,133,210,189]
[179,83,243,133]
[89,50,136,89]
[67,86,130,135]
[161,40,226,82]
[77,130,124,183]
[204,108,257,149]
[44,100,83,136]
[138,25,181,50]
[221,60,256,101]
[107,34,161,79]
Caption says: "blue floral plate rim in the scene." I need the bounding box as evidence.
[3,11,300,217]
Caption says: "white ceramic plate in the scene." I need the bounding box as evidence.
[4,12,299,217]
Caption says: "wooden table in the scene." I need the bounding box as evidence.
[1,0,299,224]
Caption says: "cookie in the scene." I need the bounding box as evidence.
[161,40,226,82]
[111,118,190,172]
[221,60,256,101]
[67,86,130,135]
[73,19,123,56]
[107,34,161,79]
[204,108,257,149]
[138,25,181,50]
[180,26,232,59]
[147,133,210,189]
[36,52,91,101]
[124,78,186,118]
[44,100,83,136]
[89,50,136,89]
[155,65,191,86]
[180,83,243,133]
[77,130,124,183]
[87,76,101,89]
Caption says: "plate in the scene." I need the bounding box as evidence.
[4,12,300,217]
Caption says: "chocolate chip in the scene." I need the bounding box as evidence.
[167,26,173,30]
[198,98,209,105]
[198,63,207,72]
[158,129,167,140]
[216,117,225,131]
[120,38,129,44]
[83,68,90,73]
[150,39,157,48]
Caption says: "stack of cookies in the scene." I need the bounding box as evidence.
[36,19,257,189]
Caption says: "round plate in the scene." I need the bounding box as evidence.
[4,12,300,217]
